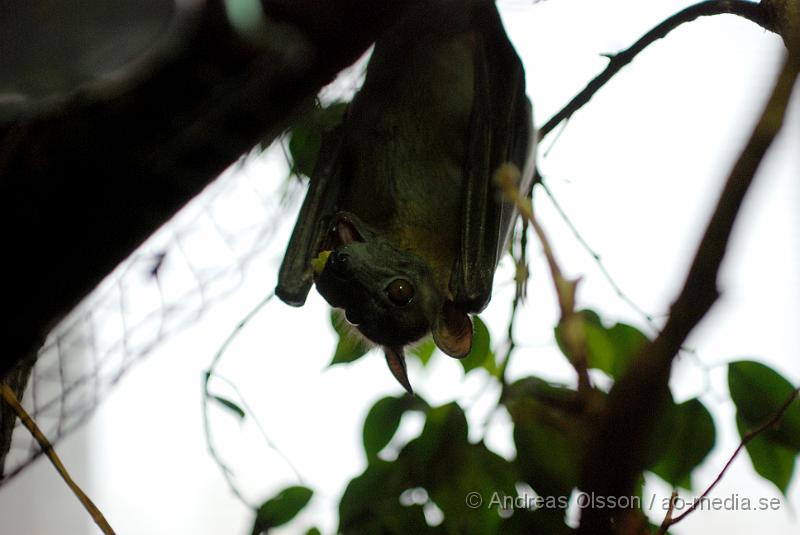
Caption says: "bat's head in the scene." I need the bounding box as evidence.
[314,212,473,376]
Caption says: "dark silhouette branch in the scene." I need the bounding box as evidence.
[657,491,679,534]
[539,0,776,140]
[662,386,800,531]
[577,54,799,534]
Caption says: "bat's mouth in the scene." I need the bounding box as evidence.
[312,212,369,278]
[325,212,366,251]
[313,213,370,321]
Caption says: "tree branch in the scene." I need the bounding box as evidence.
[496,165,592,395]
[664,386,800,529]
[0,383,115,534]
[539,0,776,140]
[577,54,799,534]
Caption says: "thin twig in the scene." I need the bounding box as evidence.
[201,292,274,509]
[482,222,529,437]
[539,174,715,396]
[665,386,800,528]
[577,55,799,535]
[0,384,116,535]
[656,491,679,535]
[538,179,657,329]
[539,0,774,140]
[496,165,592,394]
[498,219,529,388]
[207,372,304,484]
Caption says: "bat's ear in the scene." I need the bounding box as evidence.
[384,346,414,395]
[432,301,473,359]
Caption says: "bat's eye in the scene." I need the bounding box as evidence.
[386,278,414,306]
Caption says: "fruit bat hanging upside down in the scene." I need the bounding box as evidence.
[276,0,535,393]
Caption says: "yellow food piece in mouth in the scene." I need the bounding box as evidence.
[312,250,332,274]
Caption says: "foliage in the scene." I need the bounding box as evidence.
[284,101,348,179]
[236,3,800,533]
[247,307,800,534]
[251,486,313,534]
[729,361,800,494]
[328,309,372,366]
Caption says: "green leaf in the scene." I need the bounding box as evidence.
[555,310,649,380]
[582,320,616,375]
[210,395,246,420]
[402,403,469,471]
[287,128,317,178]
[428,444,517,533]
[251,486,313,534]
[329,309,371,365]
[554,309,600,358]
[363,396,409,461]
[737,416,796,495]
[513,419,582,498]
[728,361,800,494]
[503,378,585,497]
[304,529,321,535]
[347,400,538,533]
[501,507,573,535]
[396,402,519,533]
[649,398,716,489]
[339,460,428,534]
[395,403,473,503]
[503,377,581,415]
[605,323,649,378]
[287,101,348,178]
[409,337,436,366]
[459,316,495,375]
[728,360,800,450]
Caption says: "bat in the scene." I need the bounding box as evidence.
[276,0,535,393]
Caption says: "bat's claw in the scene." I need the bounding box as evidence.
[384,347,414,395]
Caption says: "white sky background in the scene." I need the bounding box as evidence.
[1,0,799,534]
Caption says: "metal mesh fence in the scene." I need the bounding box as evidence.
[0,55,368,485]
[0,150,298,482]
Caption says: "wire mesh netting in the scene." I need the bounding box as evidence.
[0,149,299,483]
[0,55,368,485]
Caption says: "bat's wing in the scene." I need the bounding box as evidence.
[276,127,345,306]
[450,1,535,314]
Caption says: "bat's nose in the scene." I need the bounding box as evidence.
[328,250,350,275]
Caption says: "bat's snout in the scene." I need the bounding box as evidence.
[327,250,351,275]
